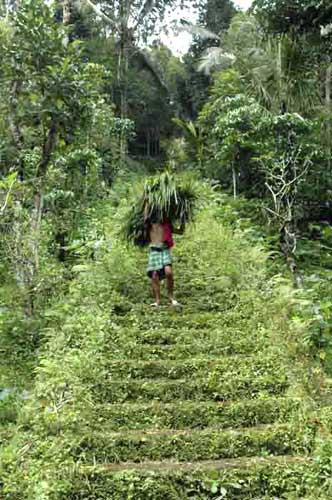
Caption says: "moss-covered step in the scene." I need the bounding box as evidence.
[114,336,264,360]
[113,309,269,334]
[107,325,268,346]
[74,423,315,463]
[67,456,312,499]
[96,373,289,403]
[105,327,269,360]
[93,397,302,431]
[105,354,290,380]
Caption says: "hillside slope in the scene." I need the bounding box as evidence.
[0,194,330,499]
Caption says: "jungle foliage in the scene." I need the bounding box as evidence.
[0,0,332,498]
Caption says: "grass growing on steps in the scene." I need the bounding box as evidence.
[73,423,315,463]
[94,397,302,430]
[60,457,313,499]
[98,375,290,403]
[0,194,328,499]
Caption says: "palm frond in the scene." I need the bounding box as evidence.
[172,118,198,139]
[134,50,169,93]
[179,22,220,41]
[198,47,236,75]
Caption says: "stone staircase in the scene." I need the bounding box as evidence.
[1,202,329,499]
[6,209,316,500]
[70,302,316,499]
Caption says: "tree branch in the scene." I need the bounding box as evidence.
[0,176,17,215]
[84,0,118,30]
[36,123,57,180]
[132,0,155,32]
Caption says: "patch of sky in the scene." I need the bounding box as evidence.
[160,0,253,56]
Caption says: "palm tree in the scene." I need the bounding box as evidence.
[190,13,321,115]
[172,117,203,167]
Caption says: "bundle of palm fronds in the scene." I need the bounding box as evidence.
[123,172,198,246]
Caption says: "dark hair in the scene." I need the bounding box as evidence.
[148,209,162,224]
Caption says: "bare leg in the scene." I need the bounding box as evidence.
[165,266,174,302]
[151,272,161,305]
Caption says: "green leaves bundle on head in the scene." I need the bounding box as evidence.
[123,171,198,246]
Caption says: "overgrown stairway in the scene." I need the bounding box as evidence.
[70,211,318,499]
[2,209,321,499]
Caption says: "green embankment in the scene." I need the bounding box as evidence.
[0,194,331,499]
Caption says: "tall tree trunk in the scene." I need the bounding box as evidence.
[52,0,72,264]
[31,124,57,256]
[118,1,129,166]
[146,130,151,157]
[62,0,71,24]
[8,80,25,179]
[277,37,283,111]
[326,57,331,169]
[232,163,237,200]
[26,124,57,313]
[118,47,128,164]
[55,232,67,262]
[62,0,73,43]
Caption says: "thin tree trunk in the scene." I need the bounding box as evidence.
[326,58,331,169]
[62,0,73,44]
[52,3,72,266]
[118,1,129,165]
[118,46,128,164]
[232,164,237,200]
[28,124,57,300]
[55,232,67,262]
[8,80,24,179]
[147,130,150,157]
[62,0,71,24]
[277,37,283,111]
[157,127,160,156]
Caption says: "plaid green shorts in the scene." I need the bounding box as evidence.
[147,244,172,280]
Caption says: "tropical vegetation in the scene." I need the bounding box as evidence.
[0,0,332,498]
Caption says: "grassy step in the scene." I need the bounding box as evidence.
[97,374,289,403]
[110,322,269,345]
[75,423,314,463]
[106,354,289,380]
[93,397,302,431]
[115,338,263,360]
[108,325,268,347]
[84,454,311,472]
[69,456,312,499]
[113,309,267,333]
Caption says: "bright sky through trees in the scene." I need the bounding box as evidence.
[161,0,253,55]
[235,0,253,8]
